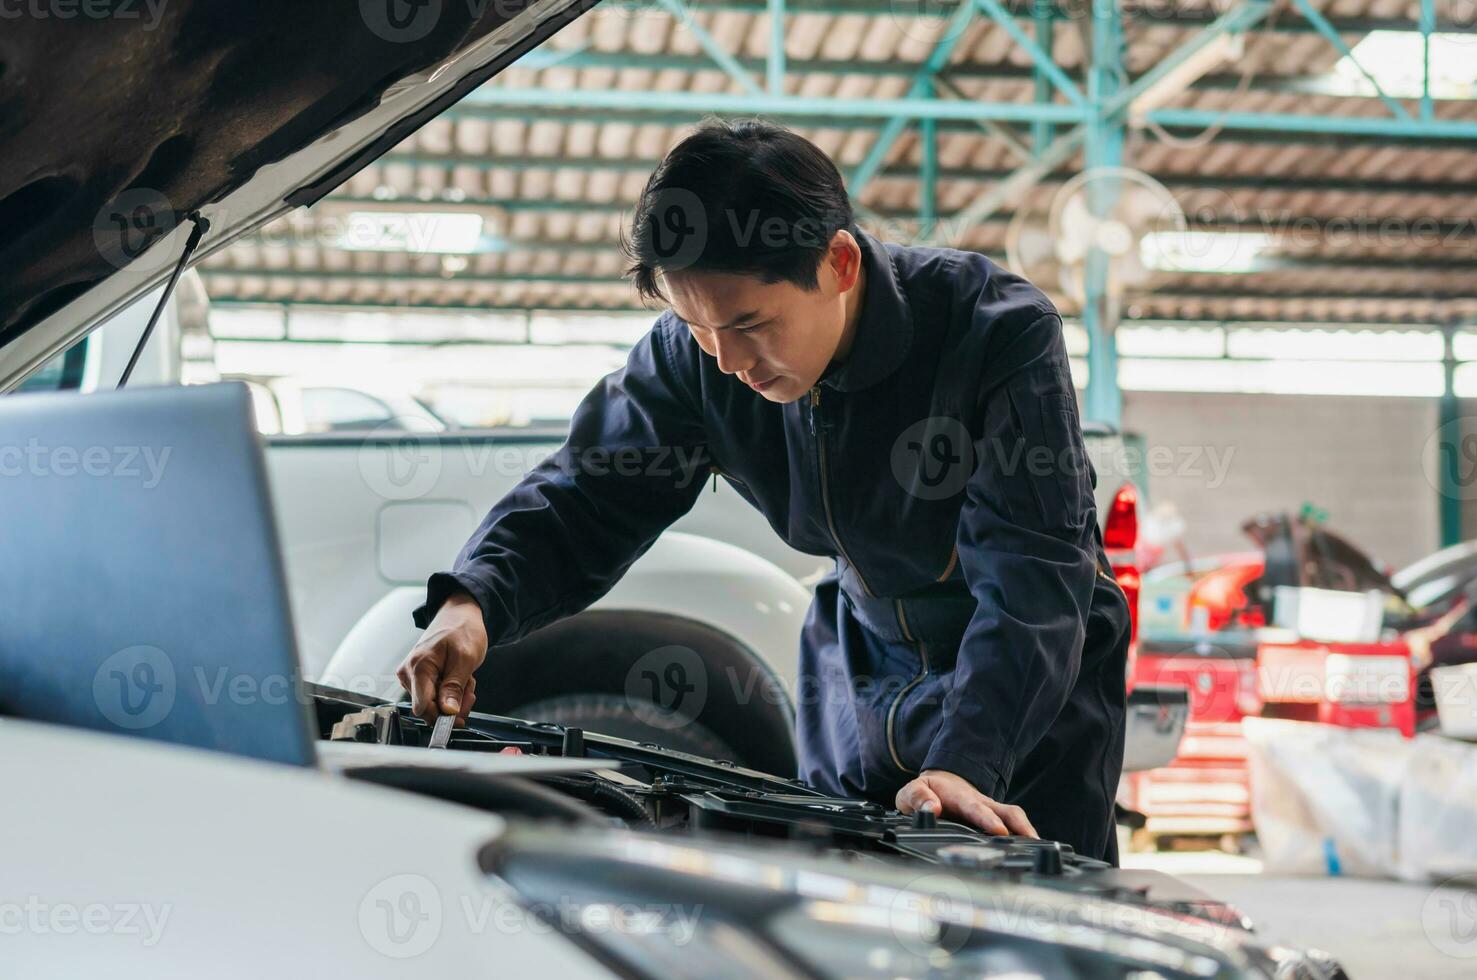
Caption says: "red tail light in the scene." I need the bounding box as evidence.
[1104,483,1138,551]
[1104,483,1141,657]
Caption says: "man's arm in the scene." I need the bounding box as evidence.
[401,322,711,718]
[897,309,1098,831]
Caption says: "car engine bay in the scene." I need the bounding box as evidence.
[314,683,1347,979]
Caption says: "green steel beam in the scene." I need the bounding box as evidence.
[1081,0,1125,427]
[362,156,1477,198]
[1101,0,1274,120]
[1288,0,1413,122]
[210,297,654,316]
[1031,0,1056,154]
[1420,0,1436,123]
[768,0,786,93]
[238,234,617,253]
[439,103,1477,149]
[920,89,938,239]
[599,0,1477,34]
[464,84,1087,123]
[970,0,1086,106]
[207,296,1476,329]
[917,126,1086,246]
[917,0,1268,248]
[655,0,765,95]
[1440,319,1463,546]
[1145,108,1477,141]
[515,49,1472,103]
[1127,287,1476,302]
[469,75,1476,140]
[848,0,978,194]
[932,75,1033,160]
[218,235,1477,271]
[199,268,628,286]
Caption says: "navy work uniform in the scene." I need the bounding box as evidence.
[415,230,1134,862]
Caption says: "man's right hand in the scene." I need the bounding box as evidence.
[396,590,488,723]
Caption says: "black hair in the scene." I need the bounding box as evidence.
[621,119,855,304]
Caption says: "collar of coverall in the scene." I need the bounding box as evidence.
[816,228,915,393]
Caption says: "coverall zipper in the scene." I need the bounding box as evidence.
[809,386,875,598]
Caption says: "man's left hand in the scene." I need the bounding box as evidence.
[895,769,1037,837]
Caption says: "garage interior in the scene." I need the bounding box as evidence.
[196,0,1477,571]
[8,2,1476,976]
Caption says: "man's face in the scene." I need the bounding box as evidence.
[665,232,864,404]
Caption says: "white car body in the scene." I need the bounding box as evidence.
[0,719,610,978]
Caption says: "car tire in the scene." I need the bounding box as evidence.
[509,692,739,762]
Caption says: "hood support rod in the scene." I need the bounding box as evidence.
[118,212,210,389]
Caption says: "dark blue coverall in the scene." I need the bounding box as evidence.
[414,230,1133,862]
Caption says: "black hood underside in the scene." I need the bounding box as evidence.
[0,1,565,344]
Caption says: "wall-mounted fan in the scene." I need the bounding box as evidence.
[1005,167,1186,328]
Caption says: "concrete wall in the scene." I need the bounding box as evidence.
[1118,391,1444,570]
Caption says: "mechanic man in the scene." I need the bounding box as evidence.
[398,120,1133,862]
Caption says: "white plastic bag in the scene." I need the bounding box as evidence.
[1397,733,1477,883]
[1242,718,1412,878]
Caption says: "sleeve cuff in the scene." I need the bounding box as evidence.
[920,746,1013,801]
[412,571,494,639]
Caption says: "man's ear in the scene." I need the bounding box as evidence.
[828,230,863,293]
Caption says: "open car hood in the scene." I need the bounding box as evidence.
[0,0,596,392]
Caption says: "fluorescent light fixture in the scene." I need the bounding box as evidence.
[1334,31,1477,99]
[1139,230,1272,274]
[338,212,484,253]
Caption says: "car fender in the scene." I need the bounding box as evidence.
[320,531,813,706]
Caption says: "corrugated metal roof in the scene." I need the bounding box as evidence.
[202,0,1477,326]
